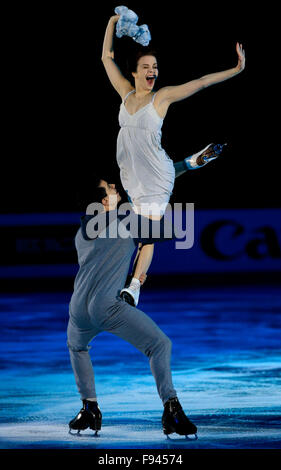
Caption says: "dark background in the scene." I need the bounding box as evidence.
[3,2,278,213]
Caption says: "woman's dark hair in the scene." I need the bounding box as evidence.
[125,46,158,81]
[132,48,158,72]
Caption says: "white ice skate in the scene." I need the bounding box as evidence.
[120,278,140,307]
[185,143,227,170]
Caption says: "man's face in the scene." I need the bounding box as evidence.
[99,180,122,210]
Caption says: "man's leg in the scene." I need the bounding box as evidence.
[67,317,100,400]
[101,301,177,405]
[67,314,103,433]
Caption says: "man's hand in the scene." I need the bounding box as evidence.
[139,273,147,286]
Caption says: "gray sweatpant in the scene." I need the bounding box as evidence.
[67,297,177,405]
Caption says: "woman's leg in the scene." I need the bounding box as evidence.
[174,143,227,177]
[131,209,163,282]
[120,209,165,305]
[120,243,154,306]
[132,243,154,280]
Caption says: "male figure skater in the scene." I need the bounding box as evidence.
[67,145,224,437]
[67,176,199,438]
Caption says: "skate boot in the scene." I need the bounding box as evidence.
[120,277,140,307]
[69,399,102,436]
[184,143,227,170]
[162,397,197,439]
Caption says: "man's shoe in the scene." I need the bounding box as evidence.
[162,397,197,438]
[69,399,102,435]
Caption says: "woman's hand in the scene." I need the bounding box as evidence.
[235,42,246,73]
[110,15,120,24]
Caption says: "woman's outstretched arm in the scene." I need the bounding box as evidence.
[158,43,246,106]
[101,15,133,99]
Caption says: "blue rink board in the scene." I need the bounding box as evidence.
[0,285,281,449]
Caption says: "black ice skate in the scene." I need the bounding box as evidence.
[162,397,198,439]
[69,399,102,436]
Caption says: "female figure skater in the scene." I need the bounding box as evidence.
[101,14,246,306]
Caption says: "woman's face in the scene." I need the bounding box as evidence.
[132,55,158,91]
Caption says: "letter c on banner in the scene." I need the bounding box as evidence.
[201,220,244,260]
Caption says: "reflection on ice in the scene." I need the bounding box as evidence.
[0,286,281,448]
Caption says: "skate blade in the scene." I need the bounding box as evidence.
[185,433,198,440]
[68,428,101,437]
[120,291,135,306]
[166,433,198,441]
[69,429,82,436]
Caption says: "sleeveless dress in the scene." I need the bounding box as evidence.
[117,90,175,216]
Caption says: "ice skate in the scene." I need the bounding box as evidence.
[68,399,102,436]
[120,287,140,306]
[184,143,227,170]
[162,397,198,439]
[120,278,140,306]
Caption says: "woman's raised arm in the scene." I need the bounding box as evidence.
[101,16,133,99]
[158,42,246,106]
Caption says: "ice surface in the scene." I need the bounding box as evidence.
[0,286,281,449]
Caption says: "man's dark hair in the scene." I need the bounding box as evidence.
[75,175,107,211]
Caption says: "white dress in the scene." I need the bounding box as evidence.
[117,90,175,216]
